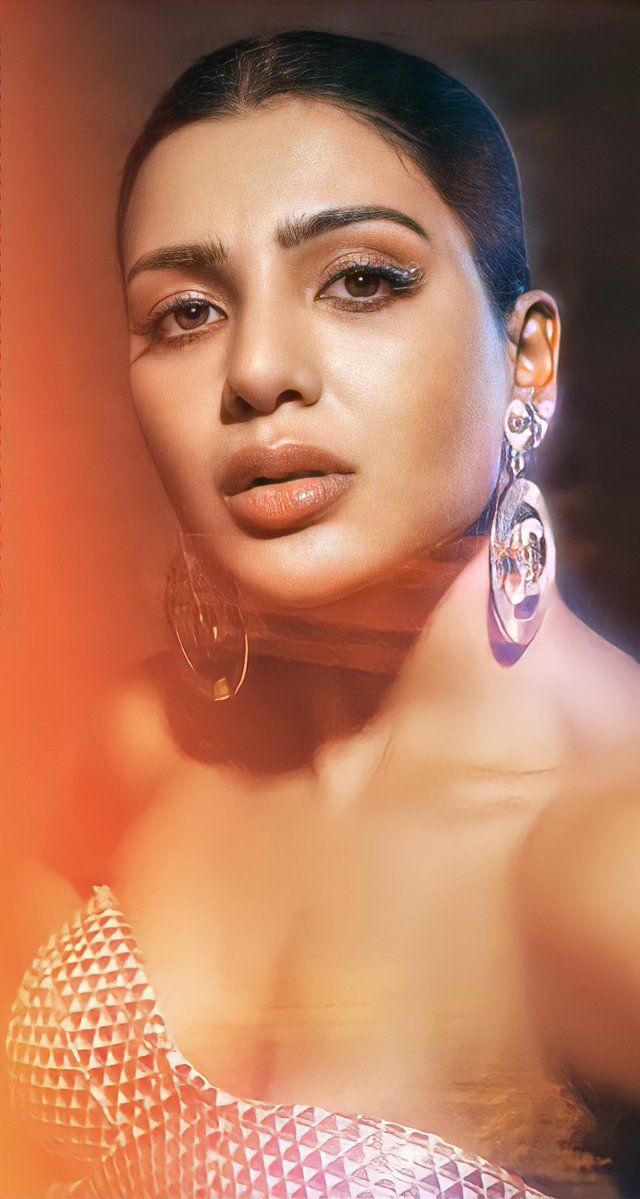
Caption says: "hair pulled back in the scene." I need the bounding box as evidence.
[115,28,531,336]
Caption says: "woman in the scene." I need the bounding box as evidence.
[5,28,640,1199]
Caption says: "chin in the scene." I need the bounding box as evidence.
[209,522,391,615]
[236,558,373,615]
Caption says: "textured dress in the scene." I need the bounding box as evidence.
[3,884,570,1199]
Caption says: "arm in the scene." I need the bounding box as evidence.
[515,740,640,1103]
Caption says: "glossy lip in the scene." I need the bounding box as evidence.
[220,441,355,497]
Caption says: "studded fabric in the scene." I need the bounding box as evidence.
[5,885,555,1199]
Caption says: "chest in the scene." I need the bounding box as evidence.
[112,765,550,1093]
[109,763,607,1178]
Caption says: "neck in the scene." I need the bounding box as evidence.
[176,532,570,781]
[249,535,484,663]
[241,533,520,756]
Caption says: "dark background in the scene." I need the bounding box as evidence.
[2,0,639,859]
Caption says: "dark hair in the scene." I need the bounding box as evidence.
[115,28,531,337]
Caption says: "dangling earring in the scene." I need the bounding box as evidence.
[488,388,556,651]
[164,534,249,701]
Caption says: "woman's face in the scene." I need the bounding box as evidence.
[124,97,510,609]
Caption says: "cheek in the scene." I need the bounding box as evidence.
[129,358,221,520]
[338,300,507,545]
[128,281,507,582]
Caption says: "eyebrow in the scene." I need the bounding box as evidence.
[125,205,429,286]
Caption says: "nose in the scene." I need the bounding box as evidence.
[221,303,321,421]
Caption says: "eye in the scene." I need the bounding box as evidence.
[326,267,392,300]
[319,260,424,311]
[155,298,222,338]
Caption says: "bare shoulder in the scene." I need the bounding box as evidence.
[517,736,640,891]
[514,713,640,1097]
[517,596,640,887]
[550,594,640,747]
[1,857,82,995]
[17,856,82,945]
[88,650,186,795]
[516,597,640,1009]
[47,652,187,891]
[0,665,181,980]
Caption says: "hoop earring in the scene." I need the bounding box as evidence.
[488,389,556,652]
[165,536,249,701]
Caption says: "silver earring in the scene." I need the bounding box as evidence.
[488,389,556,650]
[165,535,249,701]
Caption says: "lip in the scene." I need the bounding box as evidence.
[221,442,356,535]
[221,442,355,496]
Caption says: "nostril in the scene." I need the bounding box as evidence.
[275,389,304,405]
[221,381,314,422]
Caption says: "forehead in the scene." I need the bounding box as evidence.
[123,96,470,267]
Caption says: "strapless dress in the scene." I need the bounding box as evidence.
[4,884,564,1198]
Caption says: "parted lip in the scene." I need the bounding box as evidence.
[220,442,356,497]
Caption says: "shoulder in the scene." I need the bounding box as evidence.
[74,649,194,807]
[2,654,196,984]
[515,731,640,1097]
[515,637,640,939]
[517,736,640,908]
[0,856,82,997]
[83,650,185,794]
[47,652,186,891]
[548,593,640,748]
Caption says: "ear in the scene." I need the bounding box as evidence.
[505,290,560,426]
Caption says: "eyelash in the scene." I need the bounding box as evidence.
[132,258,425,353]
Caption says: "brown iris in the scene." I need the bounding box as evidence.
[344,270,381,298]
[175,302,211,329]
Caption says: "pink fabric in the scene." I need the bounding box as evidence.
[5,885,555,1199]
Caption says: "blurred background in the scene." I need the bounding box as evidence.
[2,0,639,863]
